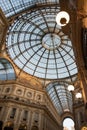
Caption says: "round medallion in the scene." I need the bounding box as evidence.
[16,89,22,95]
[27,92,32,98]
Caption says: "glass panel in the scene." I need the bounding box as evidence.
[46,82,72,115]
[0,58,15,80]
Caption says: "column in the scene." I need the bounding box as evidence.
[14,108,22,130]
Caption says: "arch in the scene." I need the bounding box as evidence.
[0,58,16,80]
[31,126,39,130]
[4,121,14,130]
[63,117,75,130]
[18,123,27,130]
[61,111,74,122]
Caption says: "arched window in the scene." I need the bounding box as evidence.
[63,117,75,130]
[0,58,15,80]
[10,108,16,118]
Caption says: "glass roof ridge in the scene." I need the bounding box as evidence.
[46,81,73,115]
[0,0,59,17]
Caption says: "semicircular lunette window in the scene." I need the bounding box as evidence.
[0,58,15,80]
[6,6,78,80]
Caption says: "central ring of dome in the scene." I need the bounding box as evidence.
[42,33,61,50]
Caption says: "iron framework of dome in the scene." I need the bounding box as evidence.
[6,6,78,80]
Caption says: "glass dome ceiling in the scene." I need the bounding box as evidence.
[6,6,78,80]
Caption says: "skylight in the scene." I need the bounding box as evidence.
[0,0,59,17]
[6,6,78,80]
[46,82,73,115]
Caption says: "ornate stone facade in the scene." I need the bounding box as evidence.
[0,80,61,130]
